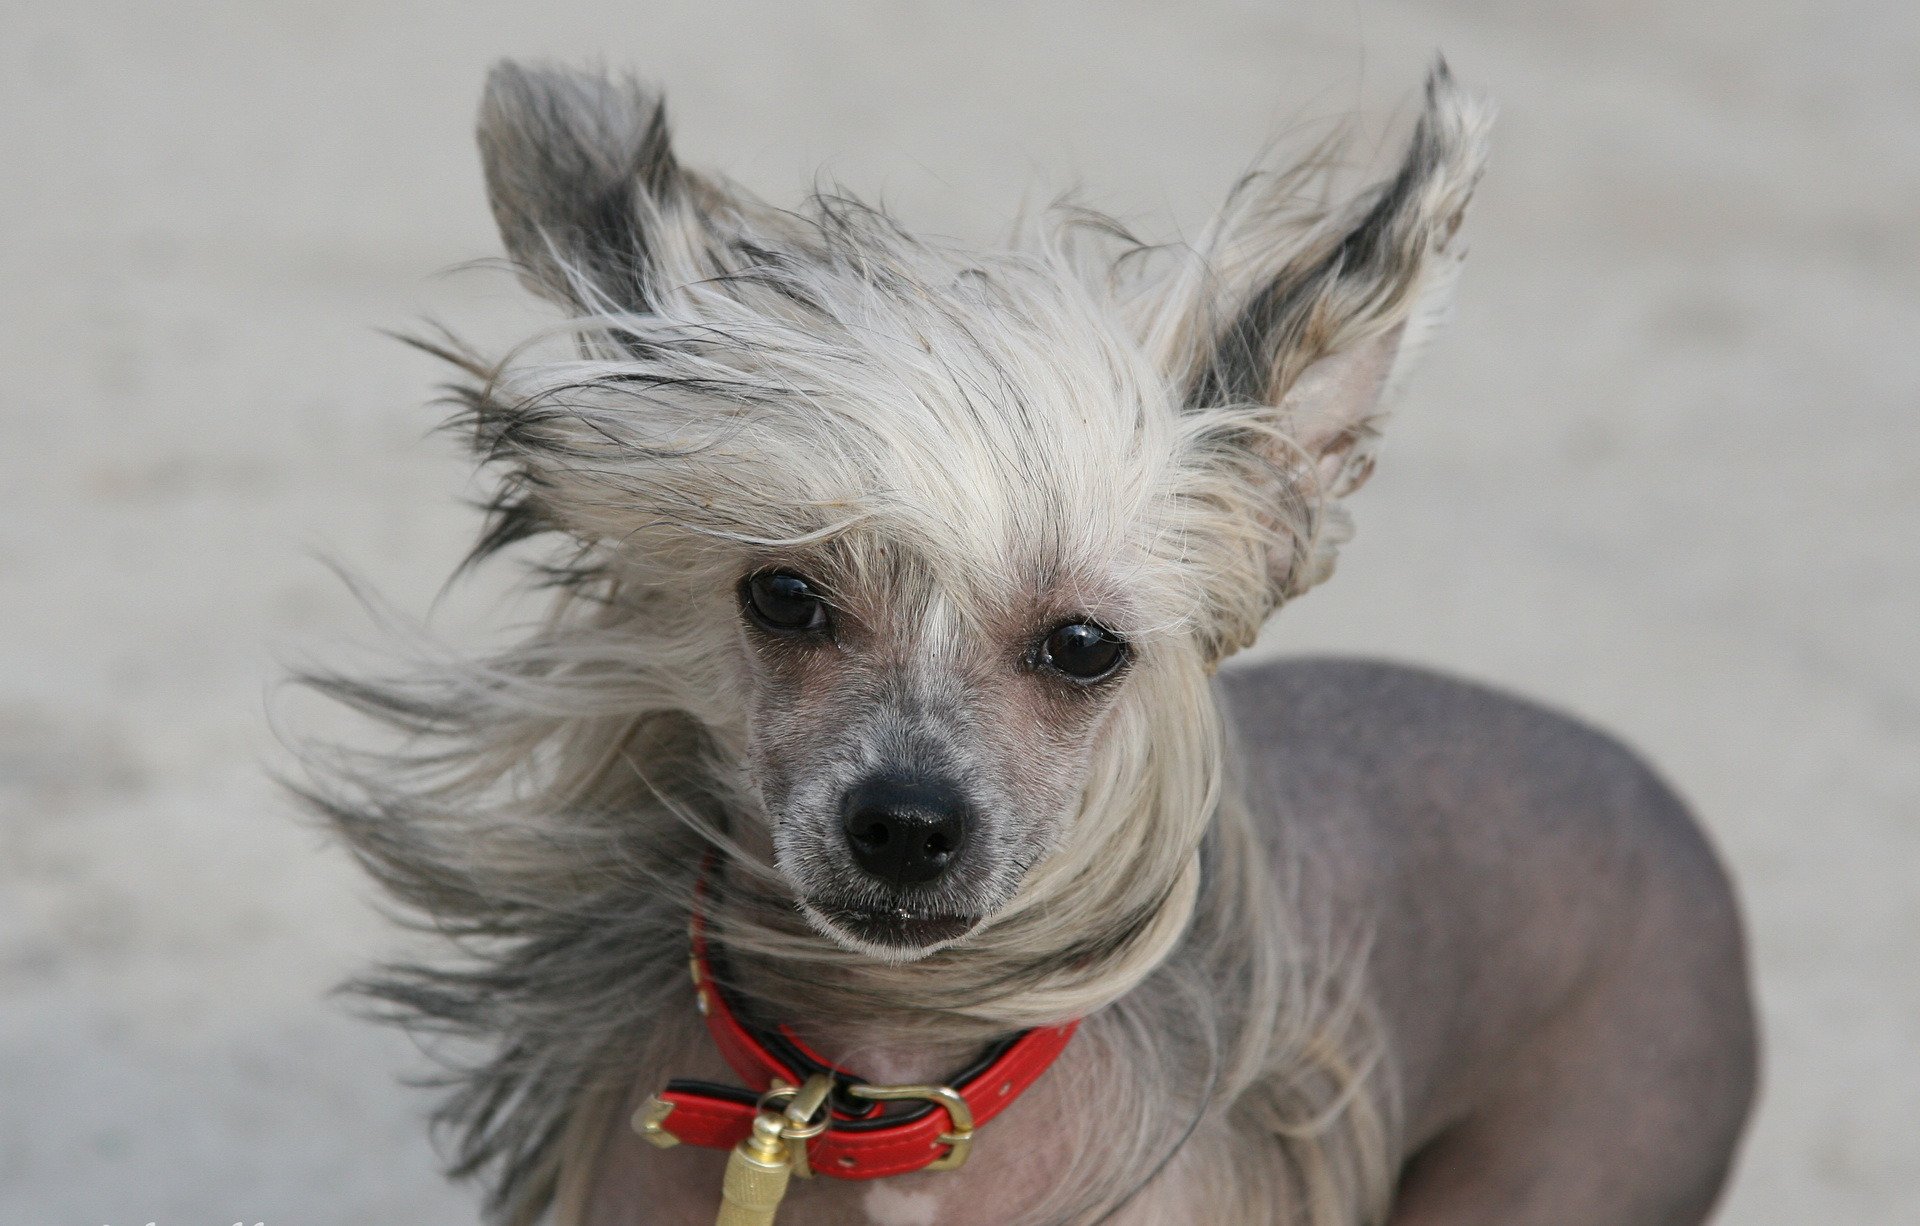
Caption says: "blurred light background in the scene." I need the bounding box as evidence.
[3,2,1916,1222]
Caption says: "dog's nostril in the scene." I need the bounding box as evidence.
[839,775,971,889]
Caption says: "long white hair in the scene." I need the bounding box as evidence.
[296,58,1488,1225]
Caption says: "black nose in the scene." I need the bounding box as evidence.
[840,775,971,888]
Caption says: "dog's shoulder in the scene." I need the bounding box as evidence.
[1220,653,1614,759]
[1217,655,1754,1145]
[1217,653,1701,857]
[1217,653,1735,918]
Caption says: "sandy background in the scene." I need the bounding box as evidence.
[3,2,1916,1222]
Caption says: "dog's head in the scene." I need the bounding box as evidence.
[462,62,1487,959]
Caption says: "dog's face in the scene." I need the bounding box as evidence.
[468,63,1486,957]
[678,293,1199,957]
[733,552,1134,954]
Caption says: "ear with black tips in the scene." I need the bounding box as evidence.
[476,61,726,314]
[1191,60,1491,611]
[1194,61,1489,481]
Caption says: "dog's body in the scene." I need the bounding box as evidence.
[304,61,1756,1225]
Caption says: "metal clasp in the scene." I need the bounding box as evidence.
[846,1082,976,1171]
[635,1094,681,1148]
[710,1073,835,1226]
[715,1111,794,1226]
[757,1073,835,1178]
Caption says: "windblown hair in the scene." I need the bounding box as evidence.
[298,59,1488,1225]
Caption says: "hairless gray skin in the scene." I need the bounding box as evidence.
[1224,659,1757,1224]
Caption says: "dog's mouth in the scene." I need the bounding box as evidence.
[805,900,981,956]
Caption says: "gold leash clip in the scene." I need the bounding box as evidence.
[713,1073,834,1226]
[758,1074,836,1179]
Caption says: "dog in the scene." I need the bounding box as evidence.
[299,59,1758,1225]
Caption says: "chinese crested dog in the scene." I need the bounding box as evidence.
[300,59,1756,1225]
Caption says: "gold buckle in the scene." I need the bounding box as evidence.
[845,1082,976,1171]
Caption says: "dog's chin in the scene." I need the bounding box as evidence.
[800,900,982,962]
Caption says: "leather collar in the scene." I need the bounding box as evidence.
[634,895,1079,1180]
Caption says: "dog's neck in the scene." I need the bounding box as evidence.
[702,848,1093,1073]
[700,904,1021,1096]
[564,792,1338,1226]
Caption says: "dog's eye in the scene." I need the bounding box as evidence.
[1037,620,1128,681]
[742,571,830,634]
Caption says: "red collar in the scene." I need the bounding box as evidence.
[633,899,1079,1180]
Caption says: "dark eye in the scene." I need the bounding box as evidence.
[742,571,830,634]
[1037,620,1128,681]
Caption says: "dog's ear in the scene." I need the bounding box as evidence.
[477,61,730,314]
[1185,62,1490,633]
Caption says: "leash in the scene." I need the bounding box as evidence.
[633,887,1079,1224]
